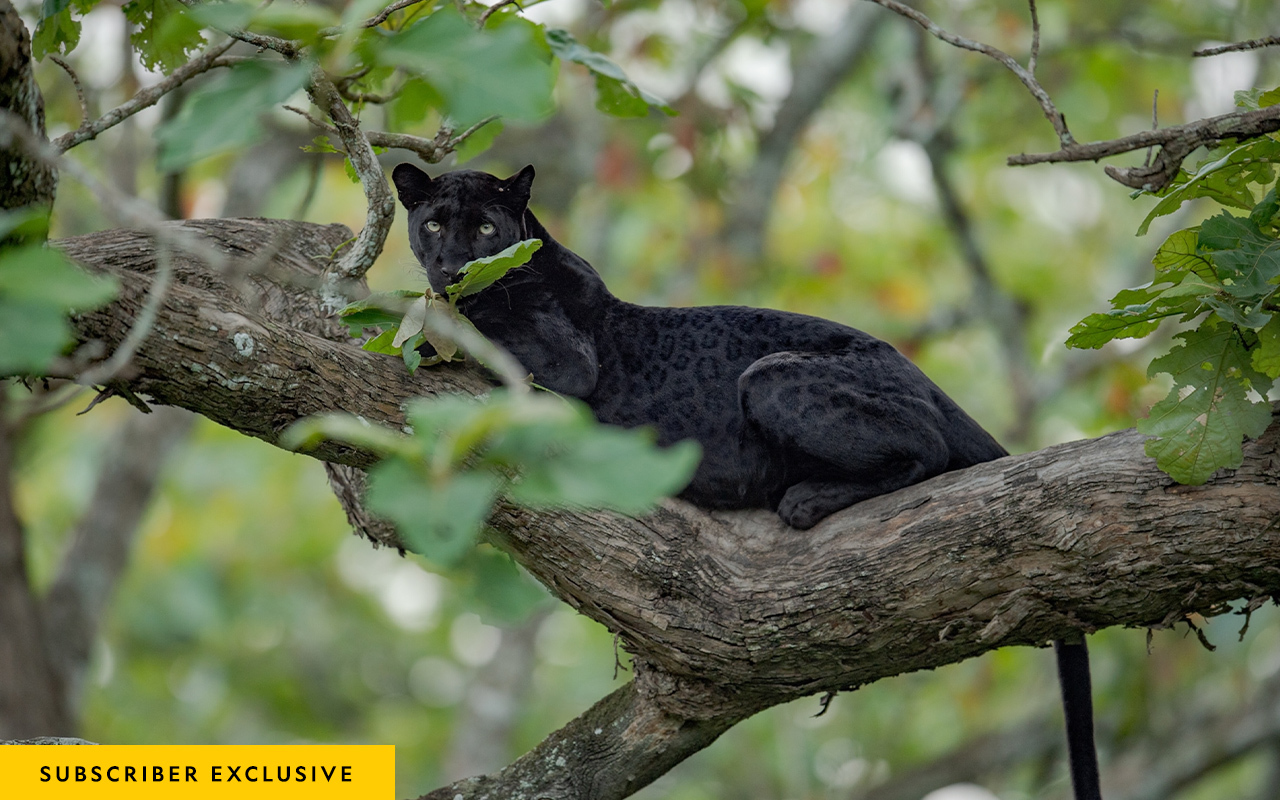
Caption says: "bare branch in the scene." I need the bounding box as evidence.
[1194,35,1280,58]
[52,39,237,153]
[1008,103,1280,190]
[479,0,521,28]
[48,56,88,129]
[863,0,1073,146]
[363,0,428,29]
[1028,0,1041,75]
[285,104,496,163]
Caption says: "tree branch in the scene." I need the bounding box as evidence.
[51,39,237,154]
[1194,36,1280,58]
[51,218,1280,798]
[863,0,1073,146]
[1008,104,1280,191]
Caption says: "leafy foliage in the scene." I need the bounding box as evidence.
[154,61,310,171]
[284,391,701,565]
[1071,92,1280,483]
[373,7,555,127]
[123,0,206,73]
[545,28,676,118]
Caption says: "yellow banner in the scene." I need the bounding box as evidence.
[0,745,394,799]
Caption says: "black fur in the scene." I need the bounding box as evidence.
[392,162,1103,800]
[391,162,1007,529]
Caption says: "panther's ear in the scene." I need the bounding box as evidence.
[498,164,535,207]
[392,163,433,208]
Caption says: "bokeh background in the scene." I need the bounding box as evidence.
[13,0,1280,798]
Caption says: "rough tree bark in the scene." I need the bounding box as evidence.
[43,217,1280,799]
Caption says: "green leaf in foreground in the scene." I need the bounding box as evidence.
[1137,137,1280,236]
[338,289,424,335]
[1197,211,1280,300]
[446,239,542,301]
[0,245,119,374]
[1138,322,1274,484]
[366,460,501,566]
[545,28,676,118]
[155,60,309,171]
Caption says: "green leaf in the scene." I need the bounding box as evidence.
[366,460,500,565]
[1137,137,1280,236]
[401,331,425,372]
[1138,322,1274,484]
[1198,211,1280,300]
[1252,316,1280,377]
[0,301,75,375]
[339,289,424,334]
[155,60,310,171]
[32,8,81,59]
[0,245,118,308]
[280,412,412,456]
[1152,228,1217,284]
[545,28,676,118]
[123,0,207,73]
[446,239,542,300]
[378,7,554,126]
[498,420,701,513]
[0,245,118,375]
[459,548,549,625]
[361,326,402,355]
[248,3,339,43]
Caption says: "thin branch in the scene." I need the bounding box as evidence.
[285,105,497,163]
[478,0,521,28]
[447,114,499,149]
[1028,0,1041,75]
[364,0,428,28]
[48,56,88,130]
[52,39,237,153]
[1194,36,1280,58]
[863,0,1073,146]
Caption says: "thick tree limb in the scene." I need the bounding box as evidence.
[54,218,1280,799]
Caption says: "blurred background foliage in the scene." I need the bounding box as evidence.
[12,0,1280,797]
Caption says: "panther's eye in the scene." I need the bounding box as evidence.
[479,222,496,236]
[425,221,441,233]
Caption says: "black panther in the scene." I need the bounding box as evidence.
[391,162,1102,800]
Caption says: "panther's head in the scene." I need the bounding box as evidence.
[391,163,535,294]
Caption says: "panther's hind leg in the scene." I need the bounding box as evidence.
[738,350,951,528]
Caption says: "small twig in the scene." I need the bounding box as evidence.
[49,55,89,129]
[814,690,837,717]
[864,0,1072,146]
[1144,88,1159,167]
[479,0,522,28]
[1027,0,1040,75]
[1194,35,1280,58]
[364,0,428,29]
[53,38,237,152]
[447,115,500,148]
